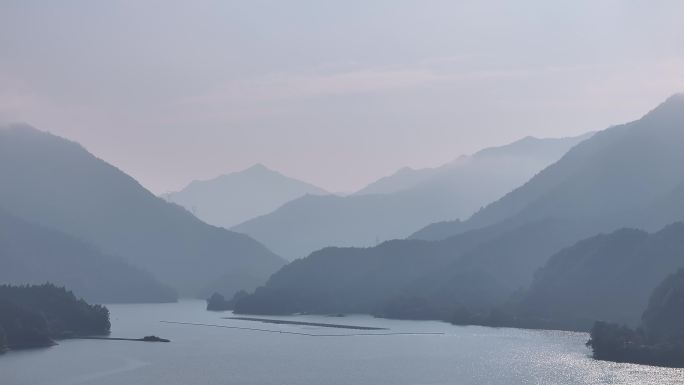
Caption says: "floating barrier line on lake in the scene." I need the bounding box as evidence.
[159,321,444,337]
[224,316,387,330]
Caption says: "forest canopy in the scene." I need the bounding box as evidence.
[0,283,110,351]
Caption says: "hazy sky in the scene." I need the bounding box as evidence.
[1,1,683,193]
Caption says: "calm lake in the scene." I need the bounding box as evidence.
[2,300,682,385]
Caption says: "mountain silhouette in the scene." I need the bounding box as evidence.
[642,267,684,343]
[164,164,327,229]
[0,125,285,297]
[0,208,176,303]
[234,95,684,320]
[519,223,684,329]
[233,134,589,260]
[353,164,455,195]
[232,217,593,318]
[412,93,684,241]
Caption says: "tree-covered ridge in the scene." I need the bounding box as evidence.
[232,218,591,320]
[0,324,6,352]
[206,290,248,311]
[234,96,684,324]
[587,268,684,367]
[438,222,684,332]
[642,268,684,342]
[515,223,684,329]
[0,284,110,352]
[0,208,177,304]
[413,94,684,242]
[0,125,285,298]
[233,134,589,260]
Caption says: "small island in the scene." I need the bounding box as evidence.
[587,269,684,368]
[141,335,170,342]
[207,290,248,311]
[75,335,170,343]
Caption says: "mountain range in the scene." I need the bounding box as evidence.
[233,94,684,326]
[0,125,286,298]
[0,208,176,303]
[412,94,684,241]
[517,223,684,329]
[232,134,591,260]
[4,93,684,338]
[163,164,327,229]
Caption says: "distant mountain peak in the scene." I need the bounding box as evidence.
[665,92,684,103]
[165,162,327,229]
[642,93,684,122]
[244,163,271,173]
[517,135,540,142]
[412,94,684,242]
[1,122,33,130]
[1,123,41,135]
[0,125,285,298]
[470,132,593,161]
[446,154,470,167]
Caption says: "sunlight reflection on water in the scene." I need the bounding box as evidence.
[2,301,683,385]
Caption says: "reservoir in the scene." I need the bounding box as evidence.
[2,300,681,385]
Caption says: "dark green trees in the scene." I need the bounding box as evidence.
[206,292,230,311]
[587,269,684,367]
[0,324,7,352]
[0,284,110,350]
[642,268,684,343]
[0,298,53,349]
[207,290,249,311]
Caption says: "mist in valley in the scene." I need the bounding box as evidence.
[2,1,684,384]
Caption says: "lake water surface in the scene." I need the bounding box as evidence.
[2,300,682,385]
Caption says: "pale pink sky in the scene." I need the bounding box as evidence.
[1,0,683,193]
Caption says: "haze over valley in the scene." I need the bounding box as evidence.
[2,1,684,384]
[232,133,591,259]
